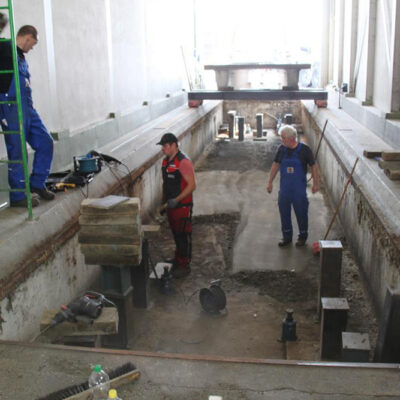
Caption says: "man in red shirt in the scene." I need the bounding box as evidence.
[157,133,196,278]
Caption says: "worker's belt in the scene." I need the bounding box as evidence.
[176,202,193,209]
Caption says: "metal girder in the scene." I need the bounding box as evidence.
[188,90,328,101]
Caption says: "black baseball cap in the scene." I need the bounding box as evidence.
[157,133,178,145]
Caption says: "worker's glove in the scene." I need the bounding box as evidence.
[167,198,179,209]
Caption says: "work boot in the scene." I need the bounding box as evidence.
[10,196,40,208]
[278,238,292,247]
[295,238,307,247]
[171,265,191,279]
[30,186,55,200]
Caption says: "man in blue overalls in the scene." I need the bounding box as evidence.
[0,25,54,207]
[267,125,318,247]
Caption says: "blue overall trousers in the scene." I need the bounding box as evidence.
[0,52,53,202]
[278,143,309,241]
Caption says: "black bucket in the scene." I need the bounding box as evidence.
[199,284,226,314]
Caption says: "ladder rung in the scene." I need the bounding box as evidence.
[0,38,11,42]
[0,101,17,104]
[0,188,27,192]
[0,6,9,9]
[0,131,21,135]
[0,70,14,74]
[0,160,23,164]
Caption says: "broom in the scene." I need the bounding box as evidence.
[312,157,359,255]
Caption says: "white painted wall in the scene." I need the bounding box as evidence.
[0,0,192,138]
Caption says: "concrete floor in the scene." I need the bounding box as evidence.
[125,134,376,362]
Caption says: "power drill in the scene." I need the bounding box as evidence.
[50,292,112,327]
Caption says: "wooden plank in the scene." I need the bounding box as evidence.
[363,150,383,158]
[141,225,160,234]
[85,254,141,266]
[80,224,140,237]
[79,213,140,226]
[81,197,140,215]
[80,244,140,257]
[382,152,400,161]
[84,195,130,210]
[384,169,400,180]
[378,160,400,169]
[78,233,141,245]
[40,307,118,336]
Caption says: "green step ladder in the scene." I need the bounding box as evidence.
[0,0,33,218]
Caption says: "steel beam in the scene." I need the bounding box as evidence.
[188,90,328,101]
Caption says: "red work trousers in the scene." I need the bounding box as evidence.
[166,205,192,268]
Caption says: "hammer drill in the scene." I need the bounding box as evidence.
[50,291,114,327]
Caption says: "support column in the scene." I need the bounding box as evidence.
[318,240,343,314]
[320,297,349,360]
[237,116,244,141]
[256,113,263,138]
[227,110,236,139]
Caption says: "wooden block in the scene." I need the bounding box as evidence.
[363,150,383,158]
[384,169,400,180]
[81,197,140,215]
[382,151,400,161]
[85,254,142,266]
[81,244,140,257]
[378,160,400,169]
[78,226,141,245]
[79,213,140,226]
[84,195,130,210]
[40,307,118,336]
[141,225,160,236]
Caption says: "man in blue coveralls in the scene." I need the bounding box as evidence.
[0,25,54,207]
[267,125,318,247]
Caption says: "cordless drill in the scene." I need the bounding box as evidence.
[50,292,110,327]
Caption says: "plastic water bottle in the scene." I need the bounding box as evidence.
[88,364,110,400]
[108,389,122,399]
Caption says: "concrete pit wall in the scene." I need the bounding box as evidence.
[0,102,221,341]
[301,104,400,317]
[222,100,302,129]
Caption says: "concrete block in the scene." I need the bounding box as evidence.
[374,289,400,362]
[342,332,370,362]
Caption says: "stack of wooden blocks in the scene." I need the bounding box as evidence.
[79,196,142,266]
[363,150,400,180]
